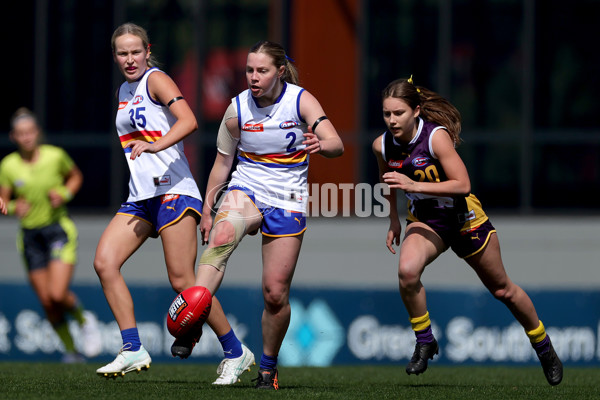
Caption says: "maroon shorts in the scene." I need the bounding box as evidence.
[449,219,496,258]
[407,199,496,259]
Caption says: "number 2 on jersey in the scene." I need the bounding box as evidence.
[286,132,297,152]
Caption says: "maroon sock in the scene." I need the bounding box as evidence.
[415,325,435,344]
[532,335,551,355]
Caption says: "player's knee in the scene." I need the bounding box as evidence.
[491,286,513,303]
[171,267,194,291]
[210,221,236,247]
[398,262,421,289]
[169,278,189,294]
[92,255,106,276]
[93,255,109,278]
[198,211,246,272]
[165,262,195,293]
[93,252,119,279]
[47,289,67,305]
[263,285,289,312]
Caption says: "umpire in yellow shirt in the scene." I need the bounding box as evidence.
[0,107,101,362]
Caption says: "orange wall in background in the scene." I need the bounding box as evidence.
[289,0,360,200]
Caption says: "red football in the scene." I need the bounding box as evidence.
[167,286,212,337]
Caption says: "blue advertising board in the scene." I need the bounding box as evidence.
[0,283,598,366]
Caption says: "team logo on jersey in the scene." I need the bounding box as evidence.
[279,120,300,129]
[388,159,403,168]
[132,95,144,105]
[161,194,180,203]
[118,101,128,110]
[242,123,264,132]
[412,157,429,167]
[154,175,172,186]
[290,191,303,202]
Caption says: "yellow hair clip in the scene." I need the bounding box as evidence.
[408,74,421,93]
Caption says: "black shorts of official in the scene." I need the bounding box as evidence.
[18,220,78,271]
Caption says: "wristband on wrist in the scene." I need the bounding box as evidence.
[7,200,16,215]
[55,186,73,202]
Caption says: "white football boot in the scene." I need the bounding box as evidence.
[96,344,151,378]
[79,311,103,358]
[213,344,255,385]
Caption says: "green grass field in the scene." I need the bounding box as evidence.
[1,362,598,400]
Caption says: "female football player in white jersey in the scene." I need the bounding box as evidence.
[192,40,344,390]
[95,23,252,383]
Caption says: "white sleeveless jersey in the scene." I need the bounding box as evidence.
[116,68,201,202]
[229,82,309,212]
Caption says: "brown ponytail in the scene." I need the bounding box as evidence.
[382,78,462,145]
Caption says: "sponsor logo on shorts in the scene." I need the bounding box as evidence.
[168,294,188,322]
[161,194,180,203]
[154,175,172,186]
[50,241,66,250]
[50,241,66,258]
[242,123,264,132]
[412,157,429,167]
[132,95,144,105]
[279,120,300,129]
[388,159,403,168]
[461,210,476,223]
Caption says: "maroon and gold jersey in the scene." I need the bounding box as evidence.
[381,118,449,201]
[380,118,489,236]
